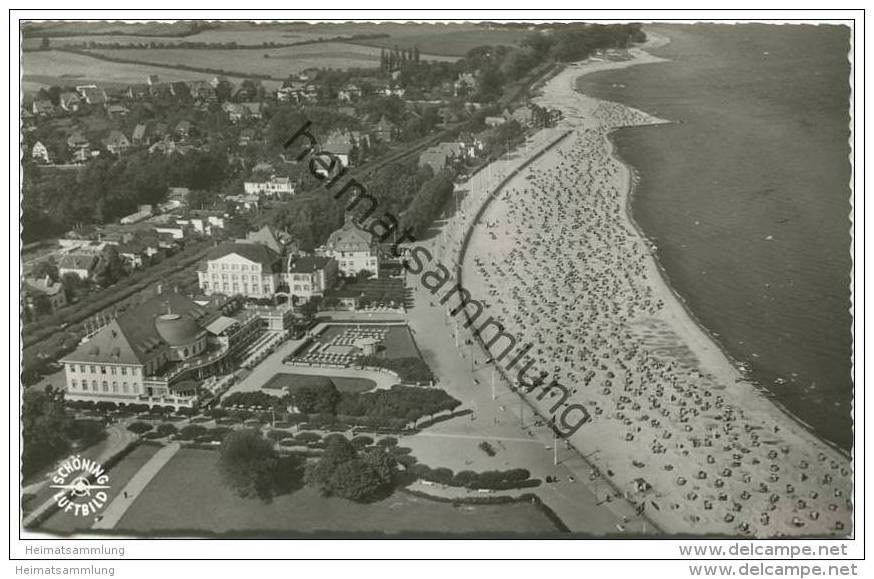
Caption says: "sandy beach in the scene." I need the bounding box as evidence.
[447,33,853,537]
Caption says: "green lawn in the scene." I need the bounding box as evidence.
[116,448,561,536]
[262,373,376,394]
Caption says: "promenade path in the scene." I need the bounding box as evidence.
[401,129,652,535]
[23,424,138,528]
[92,442,181,530]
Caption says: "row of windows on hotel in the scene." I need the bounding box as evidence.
[201,282,272,293]
[69,364,140,376]
[209,263,262,271]
[208,273,267,283]
[70,379,142,394]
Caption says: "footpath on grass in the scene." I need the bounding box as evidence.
[92,442,181,530]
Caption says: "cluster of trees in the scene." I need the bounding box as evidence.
[357,356,433,384]
[411,464,540,491]
[400,171,456,238]
[222,390,285,410]
[335,385,460,423]
[22,386,107,477]
[22,147,230,242]
[379,45,422,72]
[527,23,646,62]
[218,429,303,501]
[304,434,397,502]
[275,381,458,427]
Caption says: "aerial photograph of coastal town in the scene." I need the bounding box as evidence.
[17,15,855,550]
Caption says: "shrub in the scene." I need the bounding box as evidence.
[294,432,321,444]
[351,435,374,449]
[178,424,208,440]
[155,423,178,437]
[127,421,153,435]
[376,436,398,448]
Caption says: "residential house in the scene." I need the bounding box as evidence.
[23,275,67,313]
[67,131,91,162]
[59,92,81,113]
[32,99,56,116]
[80,87,107,106]
[243,175,295,198]
[170,82,191,99]
[126,84,150,100]
[120,205,153,225]
[175,120,192,138]
[102,130,131,155]
[322,131,354,167]
[238,128,255,147]
[106,104,130,119]
[225,194,260,212]
[374,116,397,143]
[485,115,507,127]
[418,142,464,173]
[337,83,362,103]
[147,74,161,85]
[241,225,287,254]
[58,252,98,280]
[454,72,478,97]
[283,256,338,303]
[318,215,380,278]
[168,187,190,204]
[132,123,148,145]
[31,141,51,164]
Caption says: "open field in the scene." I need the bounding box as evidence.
[349,28,531,56]
[116,448,561,535]
[85,42,457,79]
[22,22,531,55]
[21,50,282,93]
[262,372,376,394]
[39,443,161,535]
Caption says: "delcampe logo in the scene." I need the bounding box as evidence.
[49,454,112,517]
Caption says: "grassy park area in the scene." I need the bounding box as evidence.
[115,448,560,535]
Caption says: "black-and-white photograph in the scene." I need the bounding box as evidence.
[11,8,863,574]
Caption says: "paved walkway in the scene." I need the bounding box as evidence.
[92,442,181,530]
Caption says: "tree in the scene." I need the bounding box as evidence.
[93,246,126,288]
[155,423,178,437]
[22,386,71,477]
[40,37,50,50]
[304,436,393,502]
[218,429,278,501]
[291,382,340,414]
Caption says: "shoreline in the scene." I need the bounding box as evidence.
[607,129,851,460]
[455,30,851,536]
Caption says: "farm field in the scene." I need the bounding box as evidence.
[262,373,377,394]
[85,42,458,79]
[21,50,282,93]
[349,27,531,56]
[115,448,561,535]
[22,22,531,55]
